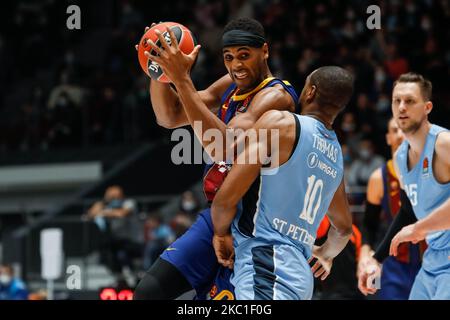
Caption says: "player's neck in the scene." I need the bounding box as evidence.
[303,112,333,130]
[301,104,334,129]
[405,121,432,155]
[237,70,272,95]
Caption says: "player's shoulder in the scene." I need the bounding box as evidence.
[367,166,384,202]
[393,141,408,159]
[254,110,294,130]
[435,131,450,162]
[254,83,294,105]
[369,167,383,184]
[435,131,450,151]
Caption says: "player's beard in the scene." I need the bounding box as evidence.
[398,115,425,135]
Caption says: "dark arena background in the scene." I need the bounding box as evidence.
[0,0,449,302]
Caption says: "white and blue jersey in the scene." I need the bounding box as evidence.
[231,114,344,300]
[395,124,450,300]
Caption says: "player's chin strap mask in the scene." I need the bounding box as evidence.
[222,30,266,48]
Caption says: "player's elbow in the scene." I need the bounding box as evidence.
[211,198,229,215]
[211,194,236,217]
[156,117,180,129]
[337,224,353,238]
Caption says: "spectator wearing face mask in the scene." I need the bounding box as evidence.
[85,185,142,278]
[339,112,363,157]
[0,264,28,300]
[142,214,175,270]
[347,138,385,187]
[179,191,200,216]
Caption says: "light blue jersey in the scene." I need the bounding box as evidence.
[396,124,450,300]
[231,114,344,300]
[396,124,450,250]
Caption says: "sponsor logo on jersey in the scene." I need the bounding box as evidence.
[422,157,429,178]
[307,152,337,178]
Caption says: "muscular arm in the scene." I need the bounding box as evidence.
[415,198,450,232]
[147,30,295,162]
[174,76,295,162]
[149,75,232,129]
[321,179,353,260]
[211,110,294,236]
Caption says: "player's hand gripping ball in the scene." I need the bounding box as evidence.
[137,22,197,83]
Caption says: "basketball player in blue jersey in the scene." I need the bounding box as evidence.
[358,73,450,300]
[358,118,425,299]
[212,66,355,300]
[133,18,298,300]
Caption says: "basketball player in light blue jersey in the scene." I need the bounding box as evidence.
[359,73,450,300]
[211,66,355,300]
[134,18,298,300]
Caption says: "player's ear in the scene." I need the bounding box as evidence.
[424,101,433,115]
[308,85,317,103]
[262,43,269,60]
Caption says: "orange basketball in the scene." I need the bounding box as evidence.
[137,22,197,83]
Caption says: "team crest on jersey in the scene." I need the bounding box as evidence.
[422,157,429,178]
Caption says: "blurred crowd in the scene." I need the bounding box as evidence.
[0,0,448,166]
[83,185,201,286]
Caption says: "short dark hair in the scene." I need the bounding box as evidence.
[310,66,354,110]
[393,72,432,101]
[223,17,265,38]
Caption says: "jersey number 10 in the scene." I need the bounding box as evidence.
[300,175,323,224]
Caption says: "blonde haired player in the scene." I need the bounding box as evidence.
[359,73,450,299]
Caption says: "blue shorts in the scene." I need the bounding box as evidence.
[232,242,313,300]
[160,208,222,296]
[409,247,450,300]
[378,256,421,300]
[207,267,235,300]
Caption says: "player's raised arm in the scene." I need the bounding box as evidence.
[145,21,295,162]
[136,25,232,129]
[149,74,232,129]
